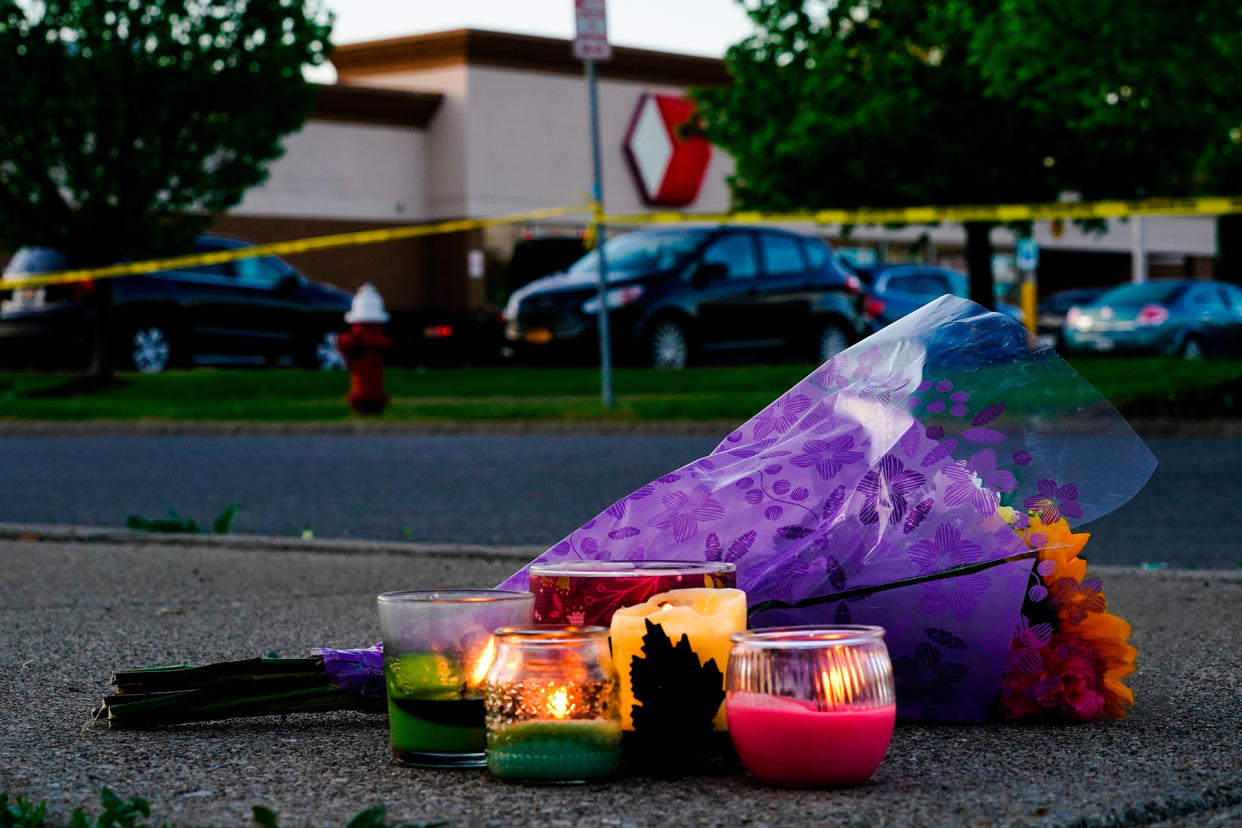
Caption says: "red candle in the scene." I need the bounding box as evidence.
[528,561,736,627]
[726,692,896,786]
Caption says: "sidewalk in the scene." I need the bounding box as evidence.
[2,531,1240,827]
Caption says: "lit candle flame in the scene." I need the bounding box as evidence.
[466,635,498,689]
[657,602,674,612]
[821,647,864,708]
[547,686,571,719]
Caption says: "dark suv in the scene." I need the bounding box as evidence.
[0,235,352,373]
[501,227,867,368]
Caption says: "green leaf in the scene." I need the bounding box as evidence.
[0,793,47,828]
[213,503,239,535]
[252,806,279,828]
[343,806,388,828]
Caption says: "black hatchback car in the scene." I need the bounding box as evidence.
[0,235,352,373]
[501,227,867,368]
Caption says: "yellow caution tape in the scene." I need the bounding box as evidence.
[0,203,592,290]
[6,195,1242,292]
[604,195,1242,228]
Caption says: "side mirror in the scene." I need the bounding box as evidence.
[277,274,301,295]
[692,262,728,287]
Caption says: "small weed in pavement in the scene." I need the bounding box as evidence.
[2,789,447,828]
[125,503,238,535]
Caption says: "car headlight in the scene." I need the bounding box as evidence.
[582,285,644,314]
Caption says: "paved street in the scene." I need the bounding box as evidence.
[0,432,1234,568]
[1,536,1240,827]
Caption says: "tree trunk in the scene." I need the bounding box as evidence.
[1216,214,1242,285]
[964,221,996,311]
[88,280,115,380]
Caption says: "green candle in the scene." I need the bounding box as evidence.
[386,652,486,765]
[487,719,621,781]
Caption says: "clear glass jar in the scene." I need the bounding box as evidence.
[377,589,534,768]
[484,626,621,783]
[726,625,896,787]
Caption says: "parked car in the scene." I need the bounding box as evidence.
[501,226,868,368]
[1062,280,1242,358]
[854,264,1024,331]
[1036,286,1110,349]
[0,235,352,373]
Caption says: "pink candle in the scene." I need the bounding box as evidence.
[726,692,896,786]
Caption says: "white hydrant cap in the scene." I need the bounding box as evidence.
[345,283,390,324]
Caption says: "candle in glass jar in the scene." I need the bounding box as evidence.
[610,588,747,731]
[726,626,896,787]
[528,561,737,627]
[485,627,622,783]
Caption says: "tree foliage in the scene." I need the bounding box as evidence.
[694,0,1242,290]
[0,0,333,267]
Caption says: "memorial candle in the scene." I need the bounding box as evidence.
[485,626,621,783]
[610,588,747,731]
[726,626,896,787]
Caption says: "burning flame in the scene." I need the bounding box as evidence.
[821,647,865,708]
[466,636,498,689]
[547,686,571,719]
[657,602,675,612]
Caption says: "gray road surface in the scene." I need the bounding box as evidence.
[0,433,1234,568]
[2,537,1240,827]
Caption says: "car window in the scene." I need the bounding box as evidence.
[567,231,705,276]
[759,234,806,276]
[1098,282,1186,306]
[1220,284,1242,312]
[1188,286,1226,310]
[236,256,288,288]
[885,273,922,294]
[802,239,830,269]
[699,233,758,280]
[886,271,947,297]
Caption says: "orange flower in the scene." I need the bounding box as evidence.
[1065,609,1138,719]
[1008,511,1089,583]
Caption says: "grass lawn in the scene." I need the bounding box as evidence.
[0,358,1239,423]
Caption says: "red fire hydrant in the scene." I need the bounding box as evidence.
[336,284,392,415]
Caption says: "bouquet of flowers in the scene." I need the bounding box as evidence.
[499,296,1154,722]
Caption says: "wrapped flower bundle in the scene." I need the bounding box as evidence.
[500,296,1155,722]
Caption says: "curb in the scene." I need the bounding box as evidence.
[0,418,1239,437]
[3,523,1240,579]
[0,523,544,562]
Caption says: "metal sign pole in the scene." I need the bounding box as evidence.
[586,57,616,409]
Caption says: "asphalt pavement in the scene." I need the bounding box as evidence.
[1,533,1239,827]
[0,432,1235,568]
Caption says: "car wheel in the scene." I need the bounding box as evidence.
[127,324,174,374]
[814,322,851,363]
[312,330,346,371]
[648,320,689,369]
[1180,336,1206,360]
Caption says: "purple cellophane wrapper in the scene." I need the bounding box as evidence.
[499,296,1156,721]
[312,643,384,701]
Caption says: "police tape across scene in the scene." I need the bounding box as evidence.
[4,195,1241,290]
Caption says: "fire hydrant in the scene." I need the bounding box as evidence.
[336,284,392,415]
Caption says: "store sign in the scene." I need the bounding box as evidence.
[622,94,713,207]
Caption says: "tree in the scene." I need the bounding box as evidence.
[693,0,1063,309]
[971,0,1242,281]
[0,0,332,375]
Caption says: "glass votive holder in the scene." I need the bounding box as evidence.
[726,625,896,787]
[377,589,534,768]
[529,560,737,627]
[484,625,621,783]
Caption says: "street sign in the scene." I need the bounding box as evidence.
[574,0,611,61]
[1016,238,1039,270]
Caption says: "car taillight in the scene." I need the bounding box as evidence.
[864,296,886,320]
[1136,304,1169,326]
[71,279,95,301]
[845,274,862,294]
[423,324,454,339]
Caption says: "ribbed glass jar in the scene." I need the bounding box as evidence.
[726,625,896,787]
[484,626,621,783]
